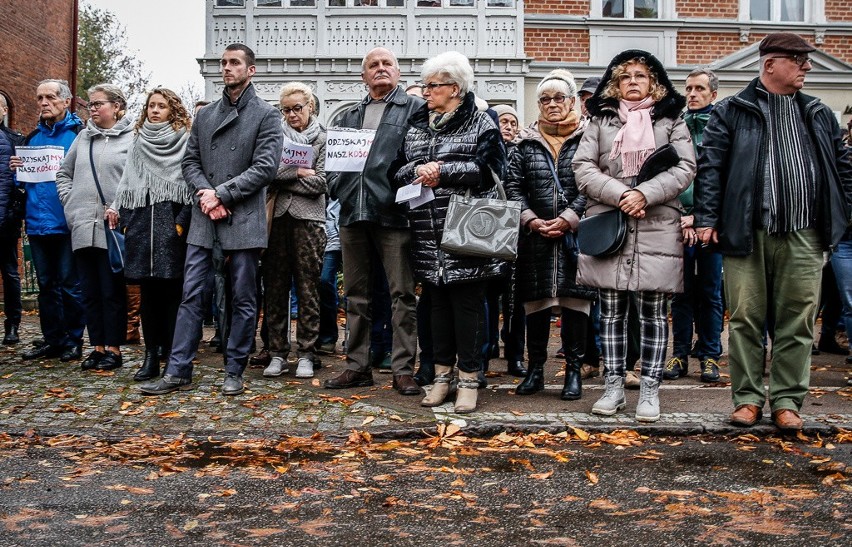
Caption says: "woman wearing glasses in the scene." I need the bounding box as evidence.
[261,82,327,380]
[105,88,193,381]
[504,69,597,401]
[572,50,695,421]
[390,51,506,413]
[56,84,134,371]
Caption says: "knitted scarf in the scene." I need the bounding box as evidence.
[428,105,460,132]
[765,92,815,234]
[281,114,322,145]
[115,121,191,209]
[538,111,580,159]
[683,104,713,149]
[609,96,656,177]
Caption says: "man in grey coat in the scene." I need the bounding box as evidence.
[141,43,283,396]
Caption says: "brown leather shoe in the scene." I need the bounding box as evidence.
[324,369,374,389]
[392,374,421,396]
[249,349,271,367]
[730,404,763,427]
[772,409,803,431]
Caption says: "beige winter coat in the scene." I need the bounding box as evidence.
[572,112,696,293]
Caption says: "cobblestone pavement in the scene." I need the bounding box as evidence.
[1,315,851,439]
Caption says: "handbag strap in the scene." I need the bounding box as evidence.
[463,168,508,201]
[88,138,108,207]
[544,153,568,200]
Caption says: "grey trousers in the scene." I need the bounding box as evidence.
[340,223,417,375]
[166,244,261,379]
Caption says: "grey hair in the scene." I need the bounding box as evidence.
[37,79,73,100]
[88,83,128,118]
[687,68,719,92]
[536,69,578,99]
[0,94,7,109]
[421,51,474,96]
[279,82,314,107]
[360,47,399,73]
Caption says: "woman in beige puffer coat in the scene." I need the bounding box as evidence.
[572,49,695,423]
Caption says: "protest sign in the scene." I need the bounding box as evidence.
[15,146,65,183]
[325,128,376,172]
[281,138,314,168]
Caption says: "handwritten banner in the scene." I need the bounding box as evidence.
[325,128,376,172]
[15,145,66,183]
[281,138,314,169]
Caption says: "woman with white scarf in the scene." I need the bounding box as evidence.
[572,50,695,422]
[261,82,327,380]
[106,88,193,381]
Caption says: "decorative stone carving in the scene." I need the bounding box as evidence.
[484,17,516,54]
[326,81,368,95]
[325,17,406,56]
[739,28,750,43]
[416,17,476,56]
[254,17,317,55]
[213,17,246,49]
[484,81,516,94]
[814,30,825,45]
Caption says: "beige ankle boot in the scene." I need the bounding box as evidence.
[421,365,453,407]
[454,371,479,414]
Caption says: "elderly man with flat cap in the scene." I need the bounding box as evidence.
[694,33,852,431]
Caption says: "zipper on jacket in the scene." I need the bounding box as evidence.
[149,206,155,276]
[551,169,559,298]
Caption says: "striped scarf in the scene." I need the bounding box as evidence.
[765,93,815,234]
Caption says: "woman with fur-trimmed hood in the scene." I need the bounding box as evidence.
[572,50,696,423]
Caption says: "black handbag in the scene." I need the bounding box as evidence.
[89,140,125,274]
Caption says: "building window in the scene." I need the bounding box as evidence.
[328,0,405,5]
[487,0,514,5]
[416,0,477,6]
[215,0,245,6]
[749,0,805,21]
[602,0,659,18]
[256,0,281,5]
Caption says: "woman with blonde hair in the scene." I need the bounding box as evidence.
[261,82,327,380]
[56,84,134,372]
[106,88,193,381]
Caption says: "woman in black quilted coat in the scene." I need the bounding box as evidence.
[504,69,596,401]
[391,51,505,414]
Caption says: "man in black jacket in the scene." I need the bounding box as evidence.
[324,47,423,395]
[695,33,852,431]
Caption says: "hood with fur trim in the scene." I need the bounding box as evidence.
[586,49,686,121]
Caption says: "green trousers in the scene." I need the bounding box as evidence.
[723,229,823,412]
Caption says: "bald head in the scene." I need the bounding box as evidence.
[361,47,401,99]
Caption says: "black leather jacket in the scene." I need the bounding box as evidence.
[390,92,507,286]
[328,86,424,228]
[694,78,852,255]
[505,125,596,303]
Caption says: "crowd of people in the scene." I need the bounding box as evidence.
[1,33,850,430]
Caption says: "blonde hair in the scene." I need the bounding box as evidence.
[279,82,315,110]
[88,83,128,119]
[601,58,667,102]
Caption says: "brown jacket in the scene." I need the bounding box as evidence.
[572,113,696,293]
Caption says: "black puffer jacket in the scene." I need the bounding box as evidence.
[391,92,507,286]
[505,123,596,303]
[0,124,25,237]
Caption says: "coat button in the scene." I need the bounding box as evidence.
[211,144,217,150]
[230,146,236,150]
[629,227,635,233]
[626,259,632,264]
[209,173,214,178]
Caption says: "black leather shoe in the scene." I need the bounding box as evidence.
[506,359,528,378]
[515,363,545,395]
[96,351,123,370]
[22,344,64,361]
[561,361,582,401]
[81,350,106,370]
[133,348,161,381]
[817,336,848,355]
[392,374,422,395]
[59,345,83,362]
[2,323,19,345]
[140,374,192,395]
[324,369,374,389]
[222,374,244,396]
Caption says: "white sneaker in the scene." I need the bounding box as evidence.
[295,357,314,378]
[263,356,287,377]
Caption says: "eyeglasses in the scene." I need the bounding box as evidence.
[87,101,114,110]
[774,54,812,67]
[618,73,650,83]
[280,103,307,115]
[419,82,455,92]
[538,95,567,105]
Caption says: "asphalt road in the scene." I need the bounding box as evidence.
[1,431,850,546]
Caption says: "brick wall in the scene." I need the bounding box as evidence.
[825,0,852,22]
[0,0,77,133]
[677,32,745,65]
[525,0,587,16]
[819,35,852,64]
[524,28,589,62]
[676,0,739,19]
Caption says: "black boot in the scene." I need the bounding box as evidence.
[3,320,19,345]
[133,347,161,382]
[506,359,527,377]
[515,362,544,395]
[478,357,488,389]
[561,360,582,400]
[413,361,435,386]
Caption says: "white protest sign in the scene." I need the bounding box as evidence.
[15,146,66,183]
[325,128,376,172]
[280,138,314,169]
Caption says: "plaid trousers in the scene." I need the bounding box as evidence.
[599,289,668,381]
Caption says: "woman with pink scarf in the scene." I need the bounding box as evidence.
[572,50,696,422]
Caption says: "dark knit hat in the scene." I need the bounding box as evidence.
[759,33,816,56]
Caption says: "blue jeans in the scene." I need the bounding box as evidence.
[0,236,22,326]
[831,237,852,337]
[670,244,723,360]
[28,234,85,348]
[318,250,342,345]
